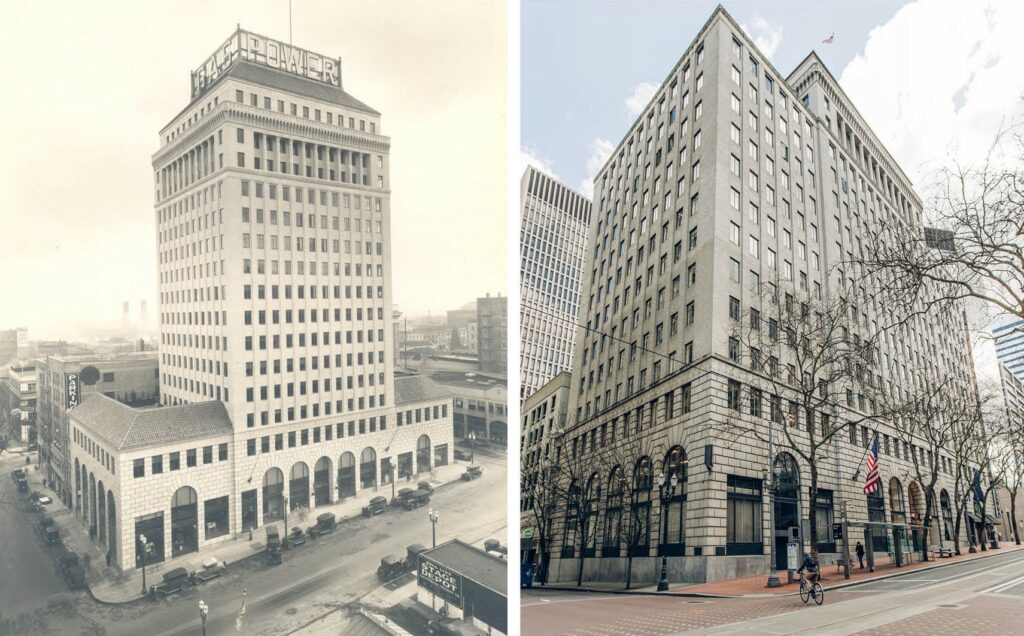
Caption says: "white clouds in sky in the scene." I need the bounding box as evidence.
[839,0,1024,386]
[625,82,658,118]
[741,16,783,59]
[580,138,615,198]
[840,0,1024,188]
[521,144,559,180]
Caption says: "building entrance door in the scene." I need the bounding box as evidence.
[242,489,258,532]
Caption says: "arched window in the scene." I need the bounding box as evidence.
[360,447,377,489]
[582,473,600,557]
[630,457,653,556]
[603,466,624,556]
[660,446,687,556]
[889,477,905,524]
[262,467,285,522]
[561,479,580,558]
[940,490,954,541]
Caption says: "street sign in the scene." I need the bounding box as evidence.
[787,542,799,571]
[832,523,843,540]
[522,529,533,539]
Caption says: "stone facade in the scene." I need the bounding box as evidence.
[548,7,986,586]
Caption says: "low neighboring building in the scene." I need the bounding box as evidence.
[477,295,507,376]
[427,371,507,442]
[67,375,454,572]
[416,539,507,635]
[1,361,38,445]
[36,352,161,507]
[519,372,571,568]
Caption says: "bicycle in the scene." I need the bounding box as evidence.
[799,572,824,606]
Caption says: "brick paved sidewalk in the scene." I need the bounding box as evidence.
[18,459,465,603]
[541,542,1024,598]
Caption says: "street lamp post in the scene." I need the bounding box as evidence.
[656,472,679,592]
[198,599,209,636]
[467,431,477,465]
[138,533,149,596]
[429,508,440,548]
[283,495,289,547]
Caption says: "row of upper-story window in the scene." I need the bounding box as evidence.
[233,89,376,133]
[243,329,386,351]
[133,443,230,478]
[74,427,116,476]
[235,149,383,189]
[243,395,388,433]
[243,373,386,404]
[242,283,385,302]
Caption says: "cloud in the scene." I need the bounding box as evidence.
[838,0,1024,384]
[520,144,558,179]
[741,16,783,59]
[839,0,1024,187]
[625,82,657,118]
[580,138,615,198]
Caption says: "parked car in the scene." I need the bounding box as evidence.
[266,526,282,565]
[417,481,434,495]
[316,512,336,533]
[288,526,306,547]
[392,487,416,507]
[402,489,431,511]
[33,495,52,511]
[377,554,405,582]
[454,449,472,462]
[406,543,428,572]
[37,516,55,535]
[362,495,388,517]
[16,478,28,493]
[154,567,191,598]
[193,558,226,583]
[43,526,60,545]
[11,468,25,481]
[57,550,86,590]
[461,466,482,481]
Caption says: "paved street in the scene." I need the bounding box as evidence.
[0,454,69,617]
[521,548,1024,635]
[0,449,506,636]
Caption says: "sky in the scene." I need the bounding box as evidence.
[0,0,507,340]
[521,0,1024,387]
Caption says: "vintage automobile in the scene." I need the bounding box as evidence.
[193,557,227,583]
[461,465,482,481]
[10,468,25,482]
[154,567,191,598]
[57,550,86,590]
[454,449,472,462]
[405,543,428,573]
[43,525,60,545]
[417,480,434,495]
[315,512,336,534]
[392,487,416,507]
[402,489,431,511]
[16,478,28,493]
[377,554,405,582]
[362,495,388,517]
[37,516,55,535]
[266,526,282,565]
[288,526,307,547]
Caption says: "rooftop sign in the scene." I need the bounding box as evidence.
[191,29,341,98]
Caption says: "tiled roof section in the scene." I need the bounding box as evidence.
[70,393,233,452]
[394,375,452,406]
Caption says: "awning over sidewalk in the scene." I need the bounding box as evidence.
[985,514,999,525]
[966,512,981,523]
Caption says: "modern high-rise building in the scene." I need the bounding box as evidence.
[547,6,981,586]
[994,317,1024,383]
[477,294,508,375]
[519,167,590,401]
[65,29,453,572]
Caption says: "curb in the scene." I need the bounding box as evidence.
[534,546,1024,600]
[86,471,470,605]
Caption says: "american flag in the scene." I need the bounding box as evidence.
[863,434,880,494]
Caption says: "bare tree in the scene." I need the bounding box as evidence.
[856,120,1024,323]
[520,450,561,585]
[879,370,976,558]
[601,420,660,590]
[553,430,604,588]
[729,285,889,561]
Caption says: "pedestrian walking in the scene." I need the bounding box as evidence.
[856,541,865,569]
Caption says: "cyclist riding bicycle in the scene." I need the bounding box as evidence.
[797,552,819,585]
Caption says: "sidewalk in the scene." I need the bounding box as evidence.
[19,457,468,604]
[543,542,1024,598]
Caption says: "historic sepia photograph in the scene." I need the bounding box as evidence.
[0,1,508,634]
[520,1,1024,634]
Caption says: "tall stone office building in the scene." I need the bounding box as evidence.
[519,167,590,401]
[67,30,453,572]
[548,7,983,586]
